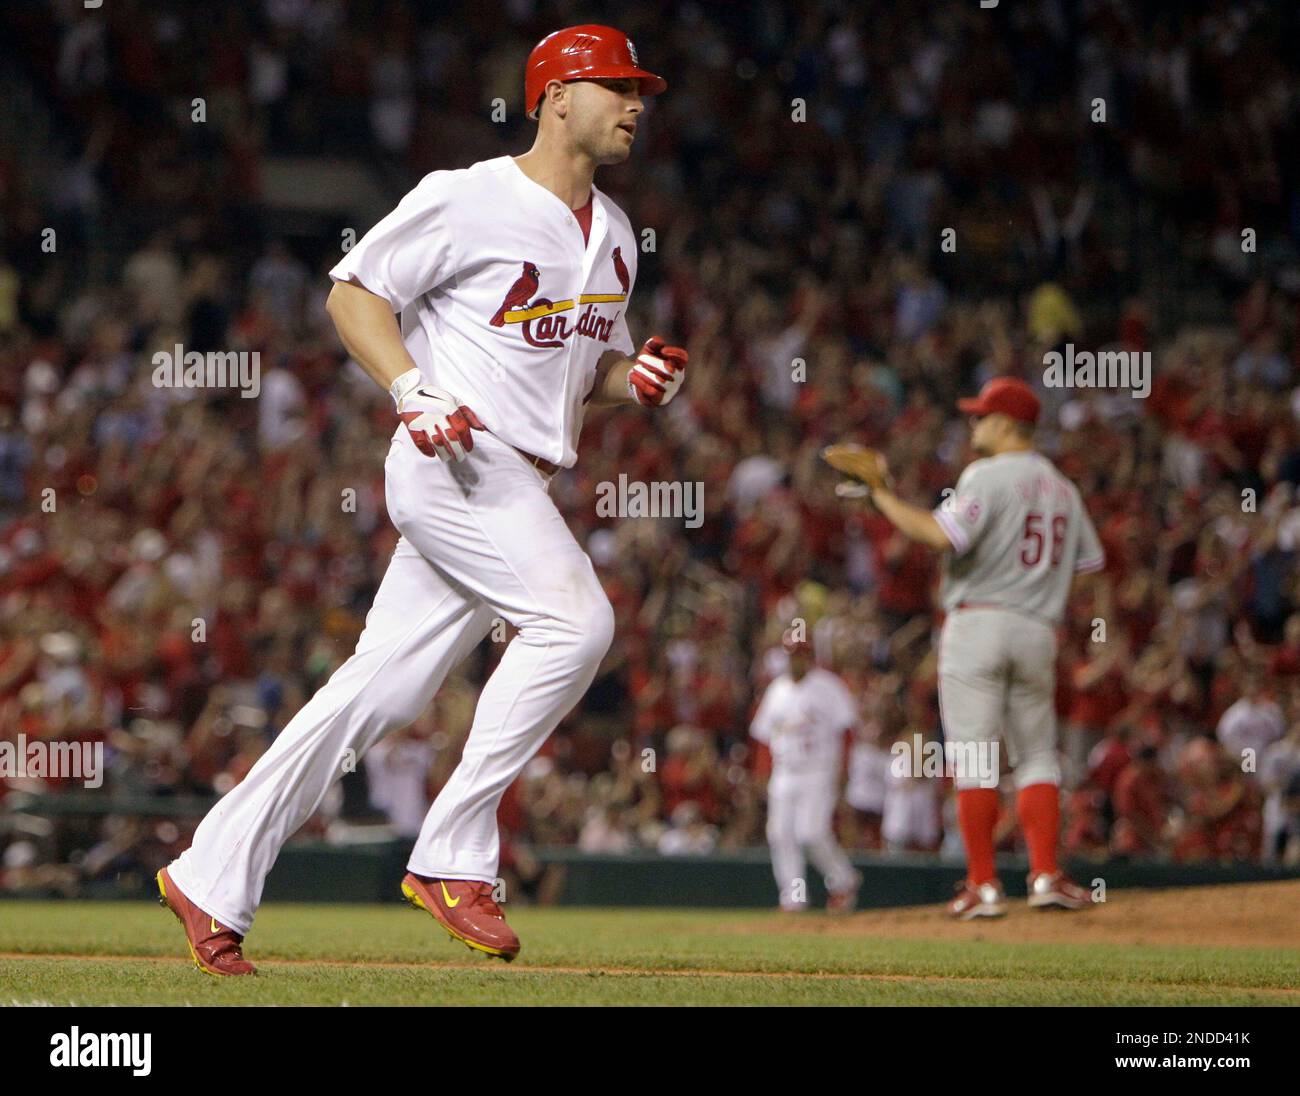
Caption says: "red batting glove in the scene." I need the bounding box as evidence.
[399,384,485,461]
[627,336,689,407]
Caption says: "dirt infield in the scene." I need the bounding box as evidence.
[727,880,1300,950]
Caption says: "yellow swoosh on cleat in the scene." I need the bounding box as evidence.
[439,881,461,908]
[210,917,219,934]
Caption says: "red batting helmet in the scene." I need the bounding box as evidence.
[525,24,667,121]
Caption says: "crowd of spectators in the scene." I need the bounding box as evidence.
[2,0,1300,896]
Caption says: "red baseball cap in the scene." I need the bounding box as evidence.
[957,377,1041,425]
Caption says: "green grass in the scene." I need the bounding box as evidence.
[1,901,1297,1006]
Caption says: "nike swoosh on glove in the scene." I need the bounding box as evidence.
[628,336,689,407]
[399,385,485,461]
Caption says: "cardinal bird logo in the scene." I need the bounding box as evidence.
[490,261,541,327]
[611,247,630,296]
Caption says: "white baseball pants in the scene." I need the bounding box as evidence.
[937,607,1060,791]
[765,769,858,907]
[169,427,614,934]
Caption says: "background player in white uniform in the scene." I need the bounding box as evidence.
[750,631,863,912]
[835,378,1104,920]
[157,25,687,974]
[844,724,889,848]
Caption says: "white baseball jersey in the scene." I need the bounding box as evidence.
[1216,697,1285,774]
[330,155,637,467]
[750,668,858,776]
[364,735,437,839]
[881,764,941,849]
[845,739,890,813]
[932,450,1104,623]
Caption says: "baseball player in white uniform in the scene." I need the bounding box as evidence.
[830,378,1104,920]
[157,25,686,974]
[750,631,863,912]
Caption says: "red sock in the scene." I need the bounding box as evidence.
[957,788,999,886]
[1017,782,1060,876]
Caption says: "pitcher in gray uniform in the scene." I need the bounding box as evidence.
[847,377,1104,919]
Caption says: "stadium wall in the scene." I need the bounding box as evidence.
[6,839,1299,908]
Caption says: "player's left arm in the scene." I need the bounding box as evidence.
[589,350,638,405]
[591,338,689,406]
[833,679,860,794]
[1073,499,1106,574]
[748,685,776,744]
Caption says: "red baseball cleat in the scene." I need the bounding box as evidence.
[1027,871,1093,910]
[948,879,1007,920]
[401,873,521,961]
[156,867,256,977]
[827,871,863,915]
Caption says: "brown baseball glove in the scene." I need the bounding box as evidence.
[820,443,892,492]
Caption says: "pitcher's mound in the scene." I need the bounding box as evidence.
[735,879,1300,950]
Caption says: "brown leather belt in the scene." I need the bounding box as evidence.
[514,446,561,478]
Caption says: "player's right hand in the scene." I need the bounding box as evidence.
[398,385,485,461]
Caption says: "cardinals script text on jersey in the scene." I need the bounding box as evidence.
[330,155,639,467]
